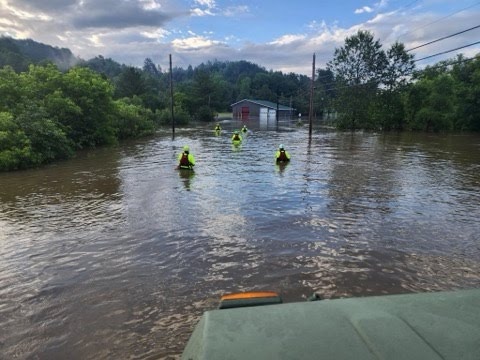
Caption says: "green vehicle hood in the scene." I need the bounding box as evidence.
[182,288,480,360]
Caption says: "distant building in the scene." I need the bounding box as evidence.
[231,99,295,120]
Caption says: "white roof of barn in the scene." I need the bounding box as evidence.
[231,99,294,111]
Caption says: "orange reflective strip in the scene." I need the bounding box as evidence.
[221,291,279,301]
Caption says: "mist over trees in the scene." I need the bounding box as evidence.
[0,37,79,71]
[0,33,479,171]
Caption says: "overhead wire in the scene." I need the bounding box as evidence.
[414,41,480,62]
[320,55,478,93]
[291,1,480,101]
[406,24,480,52]
[397,1,480,40]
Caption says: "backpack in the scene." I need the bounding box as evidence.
[179,152,190,166]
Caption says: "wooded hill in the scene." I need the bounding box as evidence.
[0,37,80,72]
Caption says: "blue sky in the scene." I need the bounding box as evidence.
[1,0,479,75]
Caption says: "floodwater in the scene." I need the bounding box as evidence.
[1,119,480,359]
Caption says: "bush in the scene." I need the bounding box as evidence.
[158,108,190,126]
[195,105,214,122]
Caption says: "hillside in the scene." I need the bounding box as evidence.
[0,36,80,72]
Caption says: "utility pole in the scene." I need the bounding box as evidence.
[276,93,279,124]
[289,95,293,120]
[169,54,175,135]
[308,53,316,137]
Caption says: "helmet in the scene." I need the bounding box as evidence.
[279,144,284,149]
[234,130,239,134]
[183,145,189,151]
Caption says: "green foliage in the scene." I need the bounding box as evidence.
[327,30,416,130]
[0,38,31,72]
[61,66,117,147]
[158,108,190,126]
[0,63,140,171]
[81,55,125,78]
[196,105,214,122]
[143,58,161,78]
[404,55,480,132]
[0,66,26,112]
[328,30,388,129]
[450,55,480,131]
[0,36,78,72]
[0,112,34,170]
[112,98,156,139]
[115,66,147,99]
[15,104,74,162]
[405,74,455,131]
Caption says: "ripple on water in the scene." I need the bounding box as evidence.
[1,128,479,358]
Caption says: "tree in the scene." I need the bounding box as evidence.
[237,76,252,100]
[115,66,147,99]
[143,58,160,78]
[0,111,34,170]
[374,42,415,130]
[61,67,116,147]
[450,55,480,131]
[82,55,125,78]
[112,98,156,139]
[328,30,387,129]
[384,42,415,91]
[327,30,418,130]
[405,74,455,131]
[15,103,74,163]
[0,66,26,113]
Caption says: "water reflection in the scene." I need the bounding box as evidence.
[0,125,479,358]
[177,169,195,191]
[275,161,289,175]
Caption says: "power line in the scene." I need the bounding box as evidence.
[398,0,420,11]
[320,55,478,93]
[285,55,478,108]
[414,40,480,62]
[406,24,480,52]
[397,2,480,40]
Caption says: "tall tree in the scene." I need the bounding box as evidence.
[143,57,160,78]
[115,66,147,99]
[376,42,415,130]
[328,30,387,129]
[450,55,480,131]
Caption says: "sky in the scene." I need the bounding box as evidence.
[1,0,480,75]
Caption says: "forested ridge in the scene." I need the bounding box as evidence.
[1,33,479,171]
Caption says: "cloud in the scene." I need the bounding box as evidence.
[355,0,390,15]
[269,34,306,46]
[1,0,479,76]
[5,1,189,30]
[355,6,374,14]
[189,0,249,18]
[191,0,216,16]
[10,0,77,12]
[191,7,214,17]
[70,0,186,29]
[194,0,215,7]
[171,34,224,50]
[223,5,249,17]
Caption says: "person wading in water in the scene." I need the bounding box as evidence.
[177,145,196,170]
[275,144,291,163]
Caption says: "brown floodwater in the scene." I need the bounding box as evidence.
[1,120,479,359]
